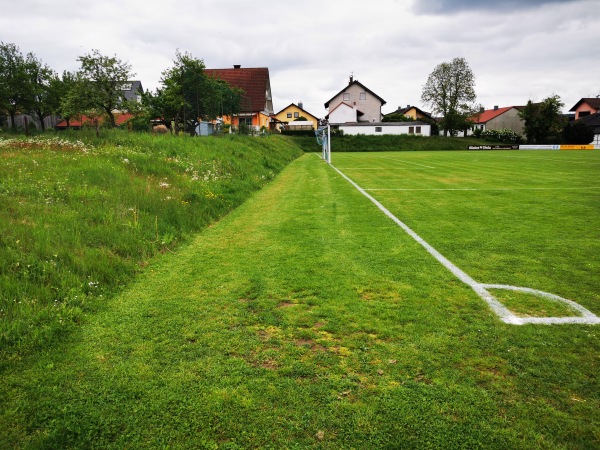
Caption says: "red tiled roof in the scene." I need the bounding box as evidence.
[205,67,270,114]
[470,106,514,124]
[56,113,133,128]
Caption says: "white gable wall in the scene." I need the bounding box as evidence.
[327,83,383,123]
[328,103,357,124]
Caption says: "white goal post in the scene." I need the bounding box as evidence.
[315,124,331,164]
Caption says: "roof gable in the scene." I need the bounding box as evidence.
[205,67,271,113]
[274,103,319,121]
[385,106,432,120]
[470,106,516,124]
[569,97,600,112]
[324,79,386,108]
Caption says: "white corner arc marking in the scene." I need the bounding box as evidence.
[331,164,600,326]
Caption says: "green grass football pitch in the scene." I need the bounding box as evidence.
[330,150,600,322]
[3,148,600,448]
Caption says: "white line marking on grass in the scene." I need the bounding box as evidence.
[331,164,600,326]
[365,187,600,192]
[371,155,436,169]
[497,155,600,165]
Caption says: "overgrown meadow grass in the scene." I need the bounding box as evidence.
[0,131,302,359]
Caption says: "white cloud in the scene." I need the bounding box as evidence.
[2,0,598,118]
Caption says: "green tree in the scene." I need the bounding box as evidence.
[0,42,30,129]
[518,95,565,144]
[382,113,415,122]
[23,53,59,131]
[75,49,134,128]
[562,120,595,144]
[148,51,242,135]
[421,57,477,137]
[57,71,87,130]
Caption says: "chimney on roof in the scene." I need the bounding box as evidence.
[407,104,410,108]
[298,102,303,110]
[233,64,241,69]
[494,105,499,110]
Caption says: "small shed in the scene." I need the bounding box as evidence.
[195,121,215,136]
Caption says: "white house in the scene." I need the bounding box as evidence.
[324,76,386,124]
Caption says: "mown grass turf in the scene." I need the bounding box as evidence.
[332,150,600,315]
[1,151,599,448]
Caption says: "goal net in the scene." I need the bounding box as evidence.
[315,125,331,164]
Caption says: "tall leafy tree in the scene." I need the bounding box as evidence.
[56,71,81,130]
[421,57,477,136]
[518,95,565,144]
[0,42,30,129]
[23,52,58,131]
[148,51,241,135]
[75,49,134,127]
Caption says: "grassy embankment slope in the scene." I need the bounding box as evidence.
[2,140,598,448]
[0,132,303,360]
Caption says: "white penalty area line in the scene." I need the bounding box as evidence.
[371,155,436,169]
[330,164,600,326]
[497,155,600,165]
[364,187,600,192]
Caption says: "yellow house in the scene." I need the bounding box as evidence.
[273,103,319,131]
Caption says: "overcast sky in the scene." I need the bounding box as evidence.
[2,0,598,118]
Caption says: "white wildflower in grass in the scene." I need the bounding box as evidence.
[159,181,170,188]
[0,136,91,153]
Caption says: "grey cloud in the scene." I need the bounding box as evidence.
[413,0,579,14]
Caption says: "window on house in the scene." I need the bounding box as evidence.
[579,111,591,117]
[409,126,414,134]
[287,113,292,118]
[343,93,350,101]
[294,112,299,118]
[416,126,421,134]
[375,126,382,132]
[359,92,366,100]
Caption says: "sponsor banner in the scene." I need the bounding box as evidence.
[519,145,561,150]
[560,145,594,150]
[468,145,519,150]
[519,144,596,150]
